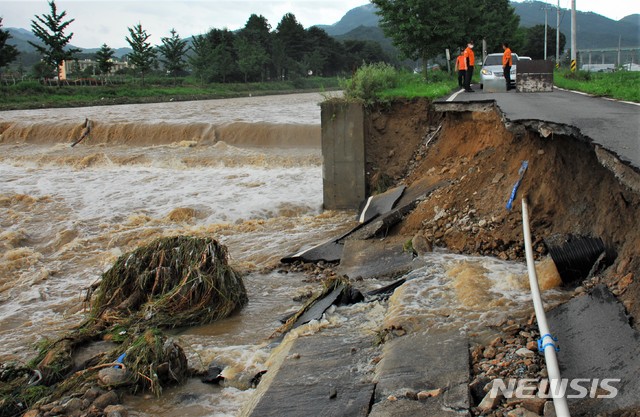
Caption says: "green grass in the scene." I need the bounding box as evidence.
[378,71,458,100]
[0,77,340,110]
[339,63,458,104]
[554,70,640,102]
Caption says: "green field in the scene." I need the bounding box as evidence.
[554,70,640,102]
[0,77,340,110]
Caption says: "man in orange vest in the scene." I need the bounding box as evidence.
[502,42,513,91]
[463,40,475,92]
[455,49,467,88]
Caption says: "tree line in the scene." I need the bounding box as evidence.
[0,0,568,84]
[0,0,390,85]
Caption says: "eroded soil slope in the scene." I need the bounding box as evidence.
[365,99,640,324]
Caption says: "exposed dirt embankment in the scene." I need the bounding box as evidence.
[365,99,640,324]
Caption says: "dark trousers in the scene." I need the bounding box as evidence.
[458,70,466,87]
[464,66,474,90]
[504,65,512,90]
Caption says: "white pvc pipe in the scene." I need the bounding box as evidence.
[522,198,571,417]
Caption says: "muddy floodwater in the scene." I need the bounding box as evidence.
[0,93,569,416]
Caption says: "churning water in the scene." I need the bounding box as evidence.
[0,92,568,416]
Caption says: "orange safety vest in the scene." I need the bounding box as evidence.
[503,48,512,66]
[464,47,475,67]
[456,55,467,71]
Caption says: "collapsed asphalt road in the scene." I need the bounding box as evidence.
[437,87,640,170]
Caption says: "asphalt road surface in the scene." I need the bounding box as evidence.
[437,86,640,170]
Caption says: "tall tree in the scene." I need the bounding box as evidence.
[472,0,520,53]
[275,13,308,78]
[29,0,80,82]
[189,34,213,84]
[270,36,287,81]
[521,25,566,60]
[238,14,272,80]
[158,28,189,84]
[305,27,343,76]
[239,14,271,48]
[372,0,461,77]
[0,18,20,75]
[342,40,389,72]
[234,35,269,82]
[372,0,519,76]
[95,43,115,75]
[126,23,156,85]
[209,28,239,83]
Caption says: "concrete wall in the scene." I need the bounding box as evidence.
[516,60,554,92]
[321,101,366,210]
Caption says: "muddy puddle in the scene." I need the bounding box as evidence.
[0,93,573,416]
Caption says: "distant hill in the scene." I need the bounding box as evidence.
[79,46,133,58]
[334,25,397,57]
[314,2,640,49]
[619,14,640,25]
[316,4,380,36]
[6,28,40,53]
[512,1,639,48]
[6,28,132,58]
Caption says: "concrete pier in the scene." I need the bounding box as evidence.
[321,101,366,210]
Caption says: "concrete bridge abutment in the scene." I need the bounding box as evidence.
[321,101,366,210]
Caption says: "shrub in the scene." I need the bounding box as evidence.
[341,62,399,104]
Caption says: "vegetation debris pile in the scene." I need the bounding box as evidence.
[0,236,246,416]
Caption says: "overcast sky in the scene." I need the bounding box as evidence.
[1,0,638,49]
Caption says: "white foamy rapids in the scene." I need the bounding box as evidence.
[0,93,324,148]
[0,159,352,360]
[124,381,255,417]
[0,163,322,226]
[384,251,570,337]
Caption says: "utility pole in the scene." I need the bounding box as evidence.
[556,0,561,67]
[543,5,549,60]
[571,0,577,71]
[617,35,621,67]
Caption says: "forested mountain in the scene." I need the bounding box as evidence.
[6,28,132,57]
[512,1,638,48]
[316,1,639,49]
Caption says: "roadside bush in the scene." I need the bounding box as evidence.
[341,62,399,104]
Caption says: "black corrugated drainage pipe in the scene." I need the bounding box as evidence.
[545,235,615,285]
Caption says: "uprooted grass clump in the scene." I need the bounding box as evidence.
[1,236,247,416]
[88,235,247,329]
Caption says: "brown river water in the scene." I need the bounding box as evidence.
[0,92,569,416]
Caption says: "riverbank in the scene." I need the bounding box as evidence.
[246,95,640,416]
[0,77,340,111]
